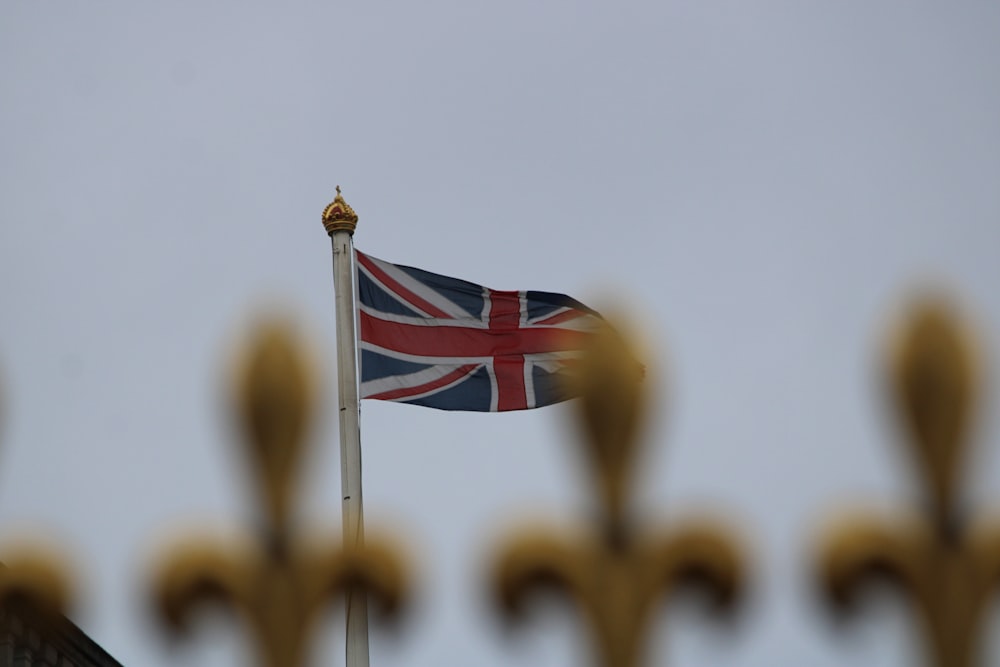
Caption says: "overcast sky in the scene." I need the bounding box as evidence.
[3,1,1000,666]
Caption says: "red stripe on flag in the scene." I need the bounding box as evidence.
[489,289,526,410]
[494,355,527,411]
[360,311,581,357]
[356,252,452,319]
[488,290,521,329]
[368,363,480,401]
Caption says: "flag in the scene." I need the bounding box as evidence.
[355,250,601,411]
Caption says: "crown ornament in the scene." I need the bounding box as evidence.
[322,186,359,235]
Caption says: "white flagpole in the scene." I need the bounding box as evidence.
[323,186,369,667]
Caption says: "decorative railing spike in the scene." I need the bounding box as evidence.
[816,297,1000,667]
[0,383,74,630]
[490,318,747,667]
[6,289,1000,667]
[0,547,73,627]
[149,317,409,667]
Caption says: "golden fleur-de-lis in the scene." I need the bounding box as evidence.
[0,384,73,629]
[490,319,746,667]
[150,319,408,667]
[817,297,1000,667]
[0,551,71,615]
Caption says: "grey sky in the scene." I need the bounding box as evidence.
[3,1,1000,666]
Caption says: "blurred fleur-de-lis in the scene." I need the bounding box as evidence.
[490,319,746,667]
[0,383,73,629]
[150,319,408,667]
[817,297,1000,667]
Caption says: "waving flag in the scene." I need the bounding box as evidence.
[356,250,600,411]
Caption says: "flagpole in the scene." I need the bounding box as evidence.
[322,186,369,667]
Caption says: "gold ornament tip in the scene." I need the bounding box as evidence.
[885,293,979,513]
[230,314,319,528]
[322,186,359,235]
[0,544,75,618]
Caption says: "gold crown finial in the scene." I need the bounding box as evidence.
[322,185,359,235]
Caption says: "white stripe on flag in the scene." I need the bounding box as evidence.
[361,362,482,399]
[486,359,499,412]
[360,341,495,365]
[360,304,485,328]
[523,358,536,409]
[364,253,475,321]
[480,287,491,323]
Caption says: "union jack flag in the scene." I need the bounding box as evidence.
[356,250,601,411]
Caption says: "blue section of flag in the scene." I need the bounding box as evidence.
[523,290,600,321]
[360,349,430,383]
[399,366,494,411]
[396,264,485,319]
[358,270,424,318]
